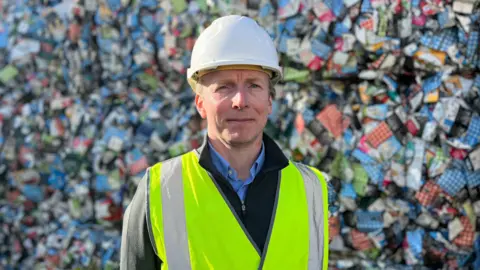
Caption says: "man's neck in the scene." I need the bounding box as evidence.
[208,134,263,180]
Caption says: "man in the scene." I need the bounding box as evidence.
[121,15,331,270]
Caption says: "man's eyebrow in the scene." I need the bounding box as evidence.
[245,77,267,83]
[214,78,236,84]
[245,77,271,87]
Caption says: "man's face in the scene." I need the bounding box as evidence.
[195,69,272,147]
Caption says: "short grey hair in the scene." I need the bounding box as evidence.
[268,81,276,99]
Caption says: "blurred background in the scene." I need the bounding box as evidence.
[1,0,480,269]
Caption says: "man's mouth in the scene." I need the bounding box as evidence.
[227,119,254,122]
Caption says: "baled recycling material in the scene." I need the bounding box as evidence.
[1,0,480,269]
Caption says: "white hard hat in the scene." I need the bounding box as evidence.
[187,15,283,91]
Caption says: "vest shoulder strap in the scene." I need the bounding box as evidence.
[290,161,330,270]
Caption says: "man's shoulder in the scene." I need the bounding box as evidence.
[289,161,329,181]
[149,150,196,171]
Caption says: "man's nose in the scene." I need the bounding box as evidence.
[231,88,249,110]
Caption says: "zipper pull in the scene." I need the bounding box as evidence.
[241,202,247,217]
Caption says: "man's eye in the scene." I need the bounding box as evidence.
[215,86,227,91]
[250,84,261,89]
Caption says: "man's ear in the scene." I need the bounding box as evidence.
[195,94,207,119]
[267,95,273,115]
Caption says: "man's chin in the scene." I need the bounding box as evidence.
[222,133,259,147]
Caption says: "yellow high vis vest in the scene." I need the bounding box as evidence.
[146,150,329,270]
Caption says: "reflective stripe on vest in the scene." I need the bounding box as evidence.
[146,151,329,270]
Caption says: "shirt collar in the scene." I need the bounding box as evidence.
[195,132,289,180]
[207,140,265,182]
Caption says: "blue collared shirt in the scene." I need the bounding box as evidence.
[208,141,265,202]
